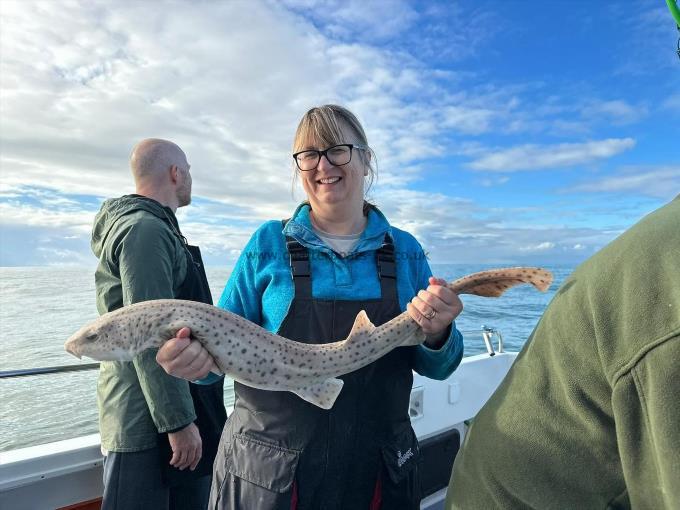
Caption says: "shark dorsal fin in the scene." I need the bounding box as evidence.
[344,310,376,344]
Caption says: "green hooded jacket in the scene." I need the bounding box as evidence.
[91,194,196,452]
[448,196,680,508]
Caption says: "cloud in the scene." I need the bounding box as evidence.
[282,0,419,42]
[0,187,97,266]
[366,189,616,264]
[281,0,497,63]
[565,166,680,199]
[441,105,497,135]
[0,1,674,269]
[467,138,636,172]
[1,0,491,211]
[1,0,324,210]
[520,242,555,252]
[581,100,648,125]
[0,180,658,267]
[180,220,261,265]
[477,176,510,187]
[663,94,680,113]
[1,0,652,205]
[0,201,93,232]
[609,0,680,75]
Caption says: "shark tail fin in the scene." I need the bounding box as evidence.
[343,310,376,345]
[448,267,553,297]
[292,378,344,409]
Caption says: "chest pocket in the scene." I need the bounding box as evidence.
[228,434,301,493]
[380,423,420,484]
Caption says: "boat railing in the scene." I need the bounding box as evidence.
[480,325,504,356]
[0,362,100,379]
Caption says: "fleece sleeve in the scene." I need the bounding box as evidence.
[216,228,266,323]
[118,219,196,432]
[612,335,680,508]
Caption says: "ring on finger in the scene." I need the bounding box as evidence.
[425,309,437,320]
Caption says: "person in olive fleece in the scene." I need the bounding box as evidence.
[92,138,226,510]
[447,194,680,509]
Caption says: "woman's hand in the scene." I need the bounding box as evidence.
[407,276,463,348]
[156,327,219,381]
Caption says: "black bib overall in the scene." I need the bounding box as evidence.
[210,230,421,510]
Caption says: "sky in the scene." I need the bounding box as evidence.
[0,0,678,268]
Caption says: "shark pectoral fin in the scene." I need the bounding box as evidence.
[156,321,192,343]
[343,310,376,345]
[291,378,344,410]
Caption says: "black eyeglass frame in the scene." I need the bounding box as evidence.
[292,143,368,171]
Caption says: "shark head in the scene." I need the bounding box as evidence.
[64,303,187,361]
[64,316,140,361]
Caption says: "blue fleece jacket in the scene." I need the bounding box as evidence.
[207,204,463,382]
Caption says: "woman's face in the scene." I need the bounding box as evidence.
[298,122,367,217]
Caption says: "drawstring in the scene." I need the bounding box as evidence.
[369,470,382,510]
[290,479,299,510]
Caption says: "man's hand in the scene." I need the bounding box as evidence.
[156,327,219,381]
[167,422,202,471]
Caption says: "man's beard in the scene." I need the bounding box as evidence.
[177,186,191,207]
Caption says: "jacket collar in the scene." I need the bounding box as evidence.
[282,203,391,254]
[91,195,182,256]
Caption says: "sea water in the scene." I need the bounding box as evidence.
[0,264,575,452]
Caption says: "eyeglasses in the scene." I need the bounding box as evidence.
[292,143,367,171]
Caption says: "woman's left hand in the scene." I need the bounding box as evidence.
[407,276,463,347]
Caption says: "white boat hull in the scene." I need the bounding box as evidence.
[0,352,517,510]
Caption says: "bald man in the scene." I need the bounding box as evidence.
[91,139,226,510]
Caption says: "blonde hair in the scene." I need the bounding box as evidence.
[292,104,376,198]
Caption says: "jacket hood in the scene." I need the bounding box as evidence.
[91,194,178,257]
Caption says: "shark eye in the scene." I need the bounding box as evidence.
[85,333,98,342]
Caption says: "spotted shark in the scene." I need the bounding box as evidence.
[65,267,552,409]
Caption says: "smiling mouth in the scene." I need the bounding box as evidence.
[317,177,342,184]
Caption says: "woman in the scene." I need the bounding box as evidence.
[157,105,464,509]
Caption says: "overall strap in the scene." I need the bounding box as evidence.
[376,232,398,301]
[283,220,398,301]
[283,219,312,298]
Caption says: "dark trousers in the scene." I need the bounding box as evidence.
[103,448,211,510]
